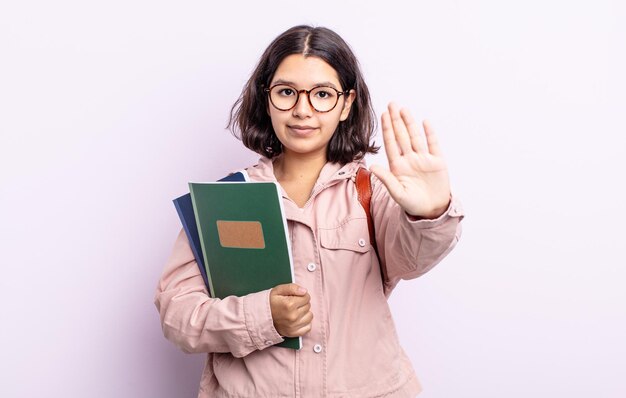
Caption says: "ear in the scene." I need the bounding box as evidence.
[339,89,356,121]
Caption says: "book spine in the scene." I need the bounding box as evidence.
[173,194,212,295]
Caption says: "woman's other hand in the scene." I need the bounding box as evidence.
[270,283,313,337]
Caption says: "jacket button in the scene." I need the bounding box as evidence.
[358,238,366,247]
[307,263,317,272]
[313,344,322,353]
[265,341,272,345]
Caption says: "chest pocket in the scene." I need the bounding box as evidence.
[318,217,372,253]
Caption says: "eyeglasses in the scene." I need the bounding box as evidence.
[264,84,349,113]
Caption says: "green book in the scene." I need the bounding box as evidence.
[188,181,301,350]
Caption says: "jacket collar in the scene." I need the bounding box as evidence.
[246,156,365,187]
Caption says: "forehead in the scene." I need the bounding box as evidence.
[271,54,341,88]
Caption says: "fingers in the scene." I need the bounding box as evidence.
[381,111,400,161]
[400,108,427,154]
[292,311,314,335]
[278,311,313,337]
[271,294,314,337]
[423,119,443,156]
[291,292,311,309]
[271,283,307,297]
[388,103,413,155]
[383,103,438,156]
[285,310,314,337]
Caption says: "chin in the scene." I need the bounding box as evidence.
[282,144,328,157]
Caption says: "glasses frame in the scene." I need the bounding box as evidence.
[264,84,349,113]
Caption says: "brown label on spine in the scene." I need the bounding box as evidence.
[216,220,265,249]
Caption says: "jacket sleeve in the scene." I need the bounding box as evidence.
[154,229,284,357]
[369,174,465,296]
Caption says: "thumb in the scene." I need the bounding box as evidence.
[370,165,404,196]
[273,283,307,296]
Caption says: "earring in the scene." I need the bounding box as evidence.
[265,136,274,154]
[265,133,281,154]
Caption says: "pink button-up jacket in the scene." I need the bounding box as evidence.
[155,156,464,397]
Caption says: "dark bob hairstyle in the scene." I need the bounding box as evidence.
[228,25,378,164]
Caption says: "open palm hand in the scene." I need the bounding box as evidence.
[370,103,451,219]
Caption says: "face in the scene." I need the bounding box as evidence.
[267,54,355,160]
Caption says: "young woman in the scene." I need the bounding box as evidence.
[155,25,464,397]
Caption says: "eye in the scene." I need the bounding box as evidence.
[277,87,295,96]
[314,89,336,100]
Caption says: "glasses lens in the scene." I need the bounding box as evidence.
[270,85,298,110]
[310,86,339,112]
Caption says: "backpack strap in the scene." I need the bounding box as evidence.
[356,167,375,250]
[355,167,387,282]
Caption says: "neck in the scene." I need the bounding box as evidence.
[273,150,327,183]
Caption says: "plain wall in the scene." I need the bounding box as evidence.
[1,0,625,397]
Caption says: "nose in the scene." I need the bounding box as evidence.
[292,90,314,118]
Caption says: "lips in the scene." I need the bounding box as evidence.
[288,125,318,136]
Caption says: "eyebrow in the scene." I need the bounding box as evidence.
[271,79,340,90]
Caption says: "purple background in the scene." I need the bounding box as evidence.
[1,1,625,397]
